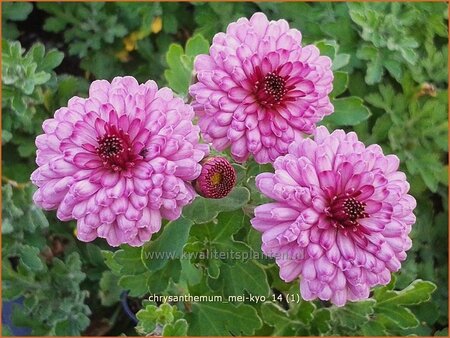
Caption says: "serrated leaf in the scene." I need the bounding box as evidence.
[309,308,331,335]
[361,320,387,335]
[376,279,437,305]
[43,17,67,32]
[136,305,158,334]
[377,305,419,329]
[331,71,349,97]
[3,2,33,21]
[325,96,371,126]
[146,260,181,294]
[261,302,303,336]
[221,260,270,297]
[38,50,64,72]
[183,187,250,224]
[190,210,247,243]
[365,56,383,84]
[291,299,316,324]
[136,303,183,336]
[164,34,209,96]
[19,245,44,272]
[142,217,193,272]
[99,271,122,306]
[102,250,122,274]
[163,319,188,336]
[164,44,190,95]
[186,302,262,336]
[113,245,147,275]
[331,299,375,329]
[120,273,150,297]
[185,34,209,59]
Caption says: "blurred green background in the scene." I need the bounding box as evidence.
[2,2,448,336]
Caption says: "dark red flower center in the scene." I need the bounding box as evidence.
[96,125,137,172]
[327,194,369,230]
[263,73,287,102]
[254,71,290,107]
[97,135,123,159]
[194,157,237,199]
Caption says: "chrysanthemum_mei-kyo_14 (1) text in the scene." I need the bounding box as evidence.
[147,293,302,304]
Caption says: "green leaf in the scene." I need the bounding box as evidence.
[324,96,371,126]
[333,53,351,70]
[331,71,349,97]
[292,299,316,324]
[164,34,209,96]
[43,17,67,32]
[38,50,64,72]
[400,47,418,65]
[164,44,190,96]
[377,305,419,329]
[120,273,150,297]
[99,271,122,306]
[365,56,383,84]
[136,304,158,334]
[384,58,403,81]
[146,260,181,294]
[183,187,250,224]
[435,328,449,336]
[180,259,202,286]
[331,299,375,329]
[136,303,184,336]
[376,279,437,306]
[163,319,188,336]
[19,245,44,272]
[3,2,33,21]
[315,40,350,70]
[361,321,387,335]
[102,250,122,274]
[54,314,90,336]
[186,302,262,336]
[309,308,331,335]
[221,260,270,297]
[261,302,304,336]
[190,210,247,243]
[2,129,13,143]
[113,245,147,275]
[315,40,336,59]
[185,34,210,60]
[142,217,193,272]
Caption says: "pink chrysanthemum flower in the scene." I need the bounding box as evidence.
[31,76,209,247]
[251,126,416,306]
[189,12,333,164]
[194,157,237,199]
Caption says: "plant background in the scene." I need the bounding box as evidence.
[2,1,448,336]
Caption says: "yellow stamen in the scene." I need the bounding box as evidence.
[210,172,222,185]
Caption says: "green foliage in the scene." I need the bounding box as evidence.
[3,252,91,335]
[255,278,438,336]
[182,187,250,224]
[2,2,33,40]
[37,3,127,58]
[2,40,63,142]
[165,34,210,97]
[136,302,186,336]
[186,302,262,335]
[317,40,371,127]
[142,217,193,272]
[364,79,448,194]
[2,184,49,257]
[2,183,92,335]
[2,2,447,336]
[348,2,448,85]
